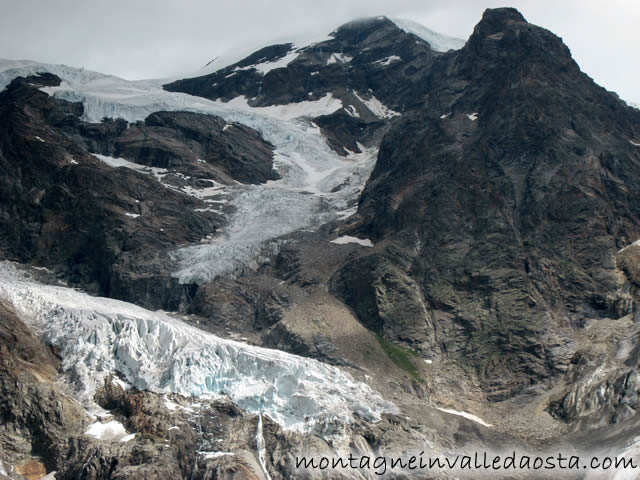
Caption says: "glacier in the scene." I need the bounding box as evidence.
[0,59,378,285]
[0,57,388,434]
[0,262,396,433]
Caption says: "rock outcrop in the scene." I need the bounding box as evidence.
[332,8,640,399]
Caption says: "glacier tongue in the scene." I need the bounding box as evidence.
[0,263,396,432]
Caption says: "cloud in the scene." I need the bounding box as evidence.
[0,0,638,102]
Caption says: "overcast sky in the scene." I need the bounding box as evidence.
[0,0,638,103]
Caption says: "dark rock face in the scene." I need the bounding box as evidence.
[546,246,640,430]
[333,8,640,399]
[63,110,277,185]
[0,300,90,474]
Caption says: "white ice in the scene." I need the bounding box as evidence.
[0,262,396,433]
[330,236,373,247]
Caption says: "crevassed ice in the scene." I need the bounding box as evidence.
[0,61,378,285]
[0,263,396,432]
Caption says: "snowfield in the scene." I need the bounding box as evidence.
[0,262,396,433]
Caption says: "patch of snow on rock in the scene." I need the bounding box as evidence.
[327,53,353,64]
[330,236,373,247]
[85,420,135,442]
[253,49,300,74]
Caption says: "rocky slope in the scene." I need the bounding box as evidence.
[333,8,640,402]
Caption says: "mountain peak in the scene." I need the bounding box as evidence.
[480,7,527,26]
[463,5,573,67]
[472,7,530,40]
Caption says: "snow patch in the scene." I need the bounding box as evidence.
[327,53,353,65]
[345,105,359,118]
[629,140,640,147]
[112,377,129,390]
[330,236,373,247]
[193,27,335,76]
[93,153,167,179]
[125,213,140,218]
[85,420,135,442]
[253,49,300,74]
[256,414,272,480]
[440,113,450,119]
[353,91,400,119]
[35,135,45,142]
[375,55,401,66]
[467,112,479,121]
[94,154,229,203]
[201,451,234,460]
[618,239,640,254]
[436,407,492,428]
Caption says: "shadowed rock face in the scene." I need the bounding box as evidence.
[65,110,277,185]
[333,8,640,400]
